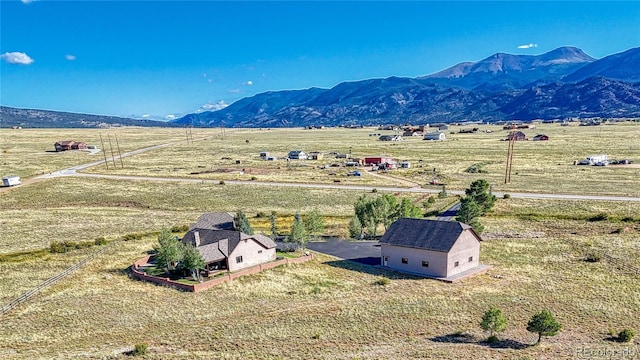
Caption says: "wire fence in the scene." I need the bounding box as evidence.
[0,243,113,316]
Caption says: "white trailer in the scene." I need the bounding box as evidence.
[2,175,21,187]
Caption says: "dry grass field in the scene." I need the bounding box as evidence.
[0,125,639,359]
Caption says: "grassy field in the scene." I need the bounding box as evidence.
[0,126,639,359]
[3,122,639,195]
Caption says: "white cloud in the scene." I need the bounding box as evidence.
[165,114,176,120]
[1,52,34,65]
[196,100,228,113]
[141,114,150,118]
[518,43,538,49]
[244,80,253,86]
[21,0,33,4]
[65,54,76,61]
[229,89,241,94]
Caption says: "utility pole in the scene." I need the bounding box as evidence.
[107,135,117,169]
[115,134,124,169]
[99,134,109,169]
[504,133,515,184]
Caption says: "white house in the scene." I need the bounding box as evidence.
[288,150,308,160]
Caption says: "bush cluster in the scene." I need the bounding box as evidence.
[122,233,144,241]
[50,240,94,253]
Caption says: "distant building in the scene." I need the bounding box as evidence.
[308,151,324,160]
[423,132,446,141]
[507,131,527,141]
[533,134,549,141]
[379,135,403,141]
[55,140,86,151]
[287,150,307,160]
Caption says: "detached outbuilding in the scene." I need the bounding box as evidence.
[423,132,446,141]
[533,134,549,141]
[379,218,484,279]
[507,131,527,141]
[55,140,87,151]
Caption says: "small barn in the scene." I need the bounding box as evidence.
[364,156,394,166]
[379,218,482,278]
[507,131,527,141]
[533,134,549,141]
[423,132,446,141]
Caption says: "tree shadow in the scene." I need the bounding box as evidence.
[430,333,532,350]
[479,338,532,350]
[430,333,476,344]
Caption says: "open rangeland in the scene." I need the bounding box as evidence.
[0,126,639,359]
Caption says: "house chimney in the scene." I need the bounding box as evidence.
[194,231,200,247]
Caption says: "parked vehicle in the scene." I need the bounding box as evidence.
[2,175,21,187]
[347,171,362,176]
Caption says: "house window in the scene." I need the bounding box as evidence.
[422,261,429,268]
[236,256,243,263]
[401,258,408,264]
[258,250,263,254]
[454,261,459,267]
[468,256,473,262]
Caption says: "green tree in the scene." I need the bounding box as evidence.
[154,228,183,272]
[456,197,484,233]
[181,243,205,280]
[303,210,325,240]
[348,215,363,239]
[480,306,507,341]
[376,194,399,230]
[527,309,561,345]
[354,195,377,237]
[398,198,423,219]
[269,211,278,239]
[465,179,496,214]
[289,212,307,249]
[234,210,254,235]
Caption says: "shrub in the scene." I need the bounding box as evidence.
[219,180,225,185]
[255,211,268,218]
[618,328,635,343]
[486,335,499,343]
[250,176,258,181]
[584,252,601,263]
[311,333,321,339]
[170,224,189,233]
[373,277,390,286]
[94,237,108,246]
[122,233,143,241]
[503,193,511,199]
[427,196,436,204]
[132,343,149,356]
[372,188,378,193]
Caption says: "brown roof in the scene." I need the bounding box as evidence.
[191,212,235,230]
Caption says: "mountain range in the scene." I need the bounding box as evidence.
[1,46,639,128]
[0,106,177,128]
[175,46,640,128]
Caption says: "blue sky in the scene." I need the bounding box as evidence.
[1,1,639,120]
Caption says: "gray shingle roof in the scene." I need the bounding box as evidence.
[379,218,479,252]
[191,212,235,230]
[182,226,276,264]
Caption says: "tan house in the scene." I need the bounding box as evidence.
[379,218,482,278]
[182,213,277,272]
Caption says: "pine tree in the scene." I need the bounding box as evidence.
[527,309,561,345]
[234,210,254,235]
[348,215,363,239]
[269,211,278,239]
[303,210,325,240]
[480,306,507,341]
